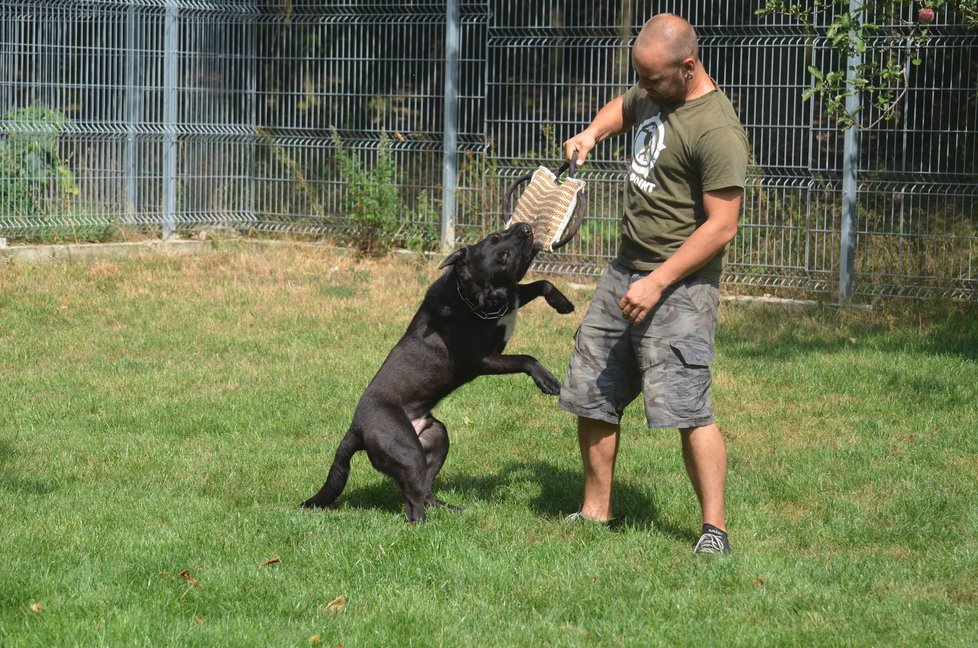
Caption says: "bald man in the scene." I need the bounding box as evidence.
[559,14,749,555]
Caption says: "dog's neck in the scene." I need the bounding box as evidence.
[455,277,509,320]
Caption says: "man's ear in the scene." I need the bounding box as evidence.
[438,246,468,269]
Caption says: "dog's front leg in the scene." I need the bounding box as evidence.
[516,280,574,314]
[480,353,561,395]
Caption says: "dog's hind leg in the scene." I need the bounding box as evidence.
[363,418,430,523]
[416,415,460,511]
[300,428,363,509]
[385,454,428,523]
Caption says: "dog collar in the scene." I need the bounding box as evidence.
[456,278,509,320]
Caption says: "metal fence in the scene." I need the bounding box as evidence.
[2,1,976,301]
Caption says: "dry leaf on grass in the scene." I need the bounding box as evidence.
[179,570,199,586]
[325,595,346,613]
[258,556,282,568]
[29,602,43,614]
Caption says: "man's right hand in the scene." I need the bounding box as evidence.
[563,133,596,167]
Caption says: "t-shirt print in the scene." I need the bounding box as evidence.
[629,112,666,194]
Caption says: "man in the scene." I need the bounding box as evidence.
[558,13,749,555]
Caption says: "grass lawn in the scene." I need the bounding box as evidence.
[1,242,976,646]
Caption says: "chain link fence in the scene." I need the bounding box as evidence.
[2,1,976,301]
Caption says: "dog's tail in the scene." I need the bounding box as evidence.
[300,428,363,509]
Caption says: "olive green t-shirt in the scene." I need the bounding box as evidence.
[618,83,749,281]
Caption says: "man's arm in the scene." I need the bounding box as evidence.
[563,95,632,166]
[618,187,742,325]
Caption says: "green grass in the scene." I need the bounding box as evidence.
[1,243,976,646]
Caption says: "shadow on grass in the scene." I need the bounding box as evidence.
[720,301,978,362]
[0,442,58,496]
[335,460,696,542]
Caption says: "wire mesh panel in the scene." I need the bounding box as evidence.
[251,0,489,248]
[721,25,839,297]
[175,5,259,232]
[0,1,259,239]
[850,31,978,300]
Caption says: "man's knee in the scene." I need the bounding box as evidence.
[578,416,619,438]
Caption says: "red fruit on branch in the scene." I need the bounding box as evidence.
[918,7,936,24]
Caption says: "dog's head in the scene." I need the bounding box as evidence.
[438,223,535,313]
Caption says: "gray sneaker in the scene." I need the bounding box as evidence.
[693,525,731,555]
[563,510,612,526]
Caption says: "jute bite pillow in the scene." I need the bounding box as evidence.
[502,163,587,252]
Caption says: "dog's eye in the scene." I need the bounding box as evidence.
[490,234,501,244]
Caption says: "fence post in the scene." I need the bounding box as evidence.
[162,1,178,240]
[441,0,460,252]
[839,0,862,302]
[126,4,142,216]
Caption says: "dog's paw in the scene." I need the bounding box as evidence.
[533,371,562,396]
[553,299,575,314]
[546,292,575,314]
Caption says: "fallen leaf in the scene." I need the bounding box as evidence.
[179,570,199,586]
[194,616,204,625]
[325,595,346,613]
[29,602,43,614]
[258,556,282,568]
[308,635,321,644]
[753,576,766,586]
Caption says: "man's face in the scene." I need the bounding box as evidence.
[632,44,686,105]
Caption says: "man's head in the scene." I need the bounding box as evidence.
[631,14,700,105]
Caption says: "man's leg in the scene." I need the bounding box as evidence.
[577,416,620,521]
[679,422,727,530]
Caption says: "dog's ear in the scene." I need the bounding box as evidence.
[438,246,467,269]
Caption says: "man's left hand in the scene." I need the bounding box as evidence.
[619,275,665,325]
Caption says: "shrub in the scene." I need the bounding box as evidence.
[331,127,402,256]
[0,105,79,216]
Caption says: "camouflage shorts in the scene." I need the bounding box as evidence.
[559,262,720,429]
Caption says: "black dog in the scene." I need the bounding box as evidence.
[300,223,573,522]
